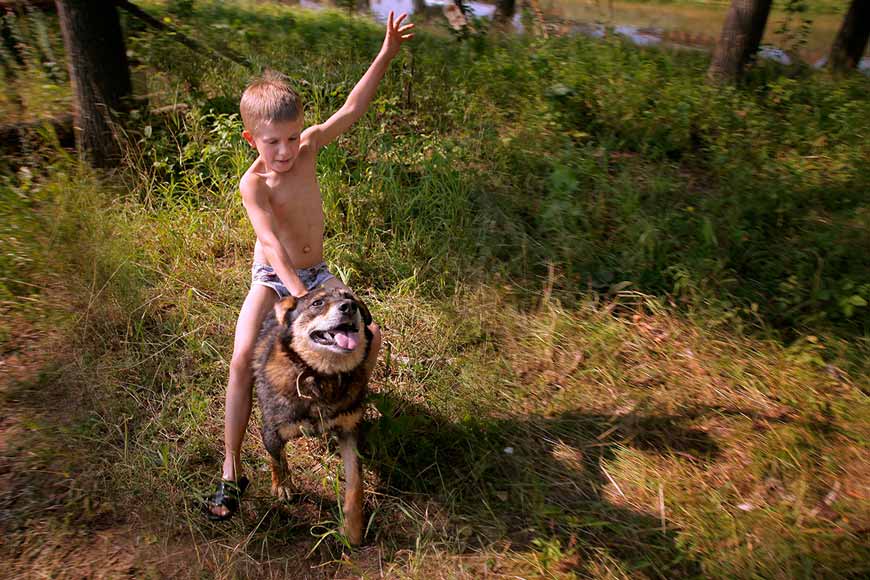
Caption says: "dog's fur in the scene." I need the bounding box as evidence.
[253,287,373,545]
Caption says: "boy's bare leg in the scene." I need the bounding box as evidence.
[210,284,278,518]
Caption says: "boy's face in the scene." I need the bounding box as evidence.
[243,117,304,173]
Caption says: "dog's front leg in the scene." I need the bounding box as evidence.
[263,426,293,499]
[338,430,363,545]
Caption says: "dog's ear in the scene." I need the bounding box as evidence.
[273,296,298,325]
[353,293,373,326]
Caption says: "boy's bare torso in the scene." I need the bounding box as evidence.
[242,133,324,270]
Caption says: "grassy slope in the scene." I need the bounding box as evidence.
[1,2,869,578]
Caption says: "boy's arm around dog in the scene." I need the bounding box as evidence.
[239,174,309,297]
[303,11,414,151]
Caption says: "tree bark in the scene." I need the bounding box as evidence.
[830,0,869,73]
[707,0,772,84]
[55,0,131,168]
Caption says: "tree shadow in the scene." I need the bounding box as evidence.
[358,392,732,576]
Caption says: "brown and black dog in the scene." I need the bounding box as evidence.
[253,287,373,545]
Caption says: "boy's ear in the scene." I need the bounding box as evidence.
[274,296,298,325]
[242,130,256,148]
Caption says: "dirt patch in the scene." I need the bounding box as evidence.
[0,319,201,579]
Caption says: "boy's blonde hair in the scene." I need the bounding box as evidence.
[240,70,302,132]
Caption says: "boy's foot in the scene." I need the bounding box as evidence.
[203,476,249,521]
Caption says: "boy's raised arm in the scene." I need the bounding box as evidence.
[306,11,414,149]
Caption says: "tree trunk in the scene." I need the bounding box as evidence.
[412,0,427,19]
[494,0,516,24]
[707,0,772,84]
[830,0,869,73]
[55,0,131,168]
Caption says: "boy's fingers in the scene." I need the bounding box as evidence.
[394,13,407,28]
[388,10,394,29]
[398,23,415,33]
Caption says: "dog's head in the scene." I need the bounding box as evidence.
[273,287,372,374]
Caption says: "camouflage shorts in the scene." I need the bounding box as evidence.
[251,261,336,298]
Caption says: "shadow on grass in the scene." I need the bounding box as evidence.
[358,392,727,576]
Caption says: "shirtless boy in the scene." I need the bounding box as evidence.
[205,12,414,520]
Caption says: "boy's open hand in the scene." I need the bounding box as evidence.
[382,11,414,59]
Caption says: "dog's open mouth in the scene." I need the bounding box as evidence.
[310,323,359,351]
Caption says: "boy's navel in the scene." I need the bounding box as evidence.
[303,245,311,253]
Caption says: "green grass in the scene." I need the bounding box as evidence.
[1,1,869,578]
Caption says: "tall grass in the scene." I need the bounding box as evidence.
[1,2,868,578]
[124,6,870,342]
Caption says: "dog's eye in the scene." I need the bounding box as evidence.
[311,299,324,308]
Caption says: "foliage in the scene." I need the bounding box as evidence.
[0,7,69,122]
[110,4,870,337]
[775,0,814,55]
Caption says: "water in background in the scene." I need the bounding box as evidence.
[296,0,869,70]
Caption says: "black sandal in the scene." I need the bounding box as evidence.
[203,476,249,521]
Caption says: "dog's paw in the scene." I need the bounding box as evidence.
[341,513,363,546]
[271,483,295,500]
[340,525,362,546]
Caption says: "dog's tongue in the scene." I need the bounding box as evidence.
[333,330,358,350]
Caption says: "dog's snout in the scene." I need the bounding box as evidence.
[338,300,357,315]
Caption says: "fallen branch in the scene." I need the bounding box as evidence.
[115,0,254,70]
[0,114,74,153]
[0,103,190,155]
[0,1,55,10]
[2,1,254,72]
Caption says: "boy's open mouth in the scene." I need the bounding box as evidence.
[310,323,359,350]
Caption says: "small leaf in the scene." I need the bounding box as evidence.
[848,295,867,307]
[701,216,718,247]
[546,83,573,98]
